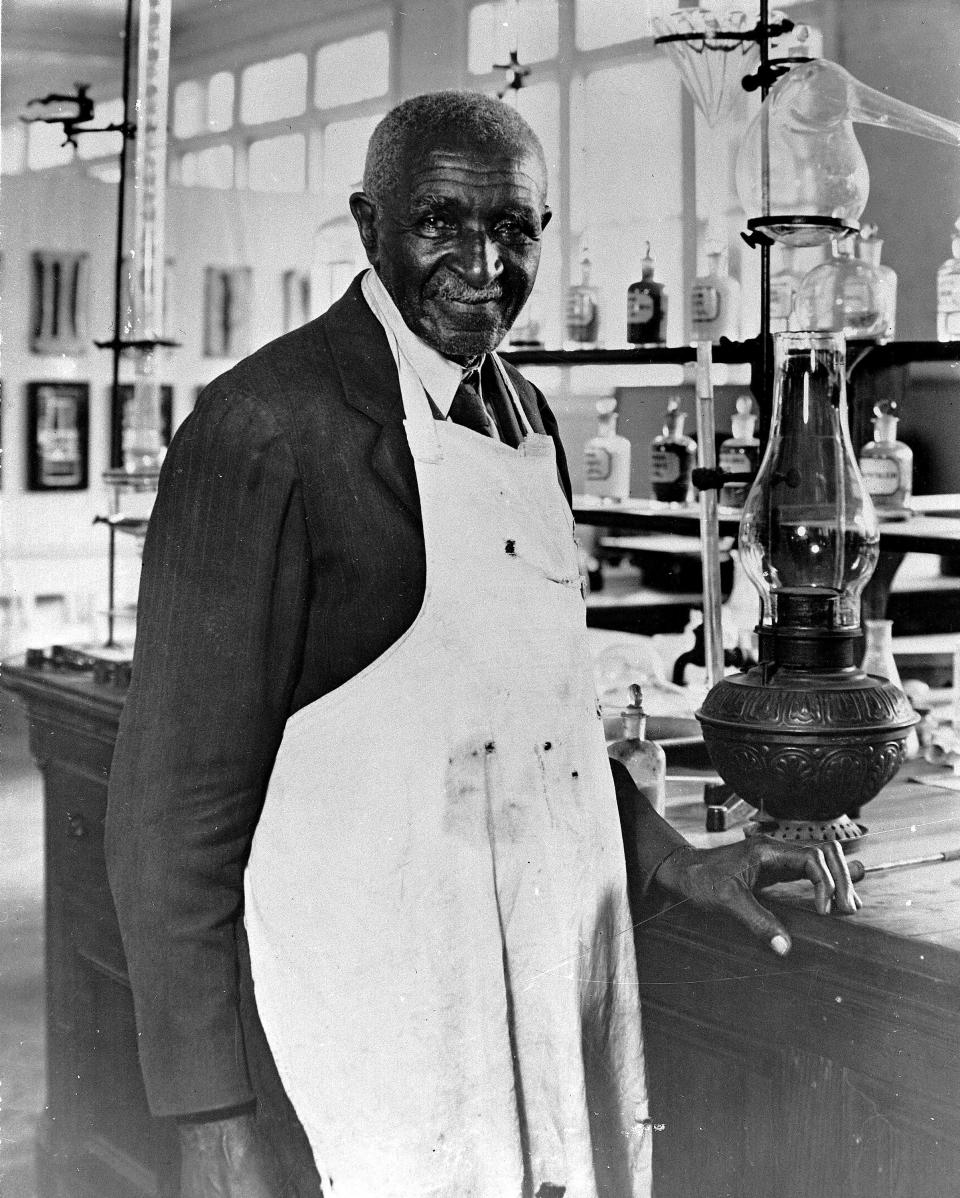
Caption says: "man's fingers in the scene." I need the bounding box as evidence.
[720,882,793,954]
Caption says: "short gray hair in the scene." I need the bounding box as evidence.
[362,91,547,209]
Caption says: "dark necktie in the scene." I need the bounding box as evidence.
[448,376,496,438]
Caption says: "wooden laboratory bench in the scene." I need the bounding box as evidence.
[4,657,960,1198]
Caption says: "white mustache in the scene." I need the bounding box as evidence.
[431,276,504,304]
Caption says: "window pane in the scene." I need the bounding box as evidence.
[468,1,559,74]
[570,60,684,345]
[323,116,379,195]
[248,133,305,192]
[179,152,198,186]
[174,79,203,138]
[513,83,562,348]
[27,121,74,170]
[241,54,307,125]
[575,0,651,50]
[2,123,27,174]
[196,144,235,189]
[77,97,124,159]
[207,72,235,132]
[315,31,390,108]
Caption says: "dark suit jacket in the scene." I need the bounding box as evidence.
[105,274,683,1194]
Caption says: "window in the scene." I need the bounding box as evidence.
[468,1,559,75]
[2,124,27,174]
[248,134,306,193]
[312,115,380,197]
[174,74,235,138]
[27,122,74,171]
[179,144,235,189]
[575,0,650,51]
[571,59,685,346]
[240,53,307,125]
[77,98,124,160]
[207,72,235,132]
[315,31,390,108]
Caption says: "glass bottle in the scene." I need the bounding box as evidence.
[583,396,632,502]
[794,236,884,339]
[689,247,741,343]
[859,402,913,517]
[626,241,667,346]
[937,218,960,342]
[857,224,897,340]
[861,619,919,758]
[769,246,800,333]
[739,331,880,632]
[606,684,666,816]
[565,246,600,348]
[719,395,760,509]
[650,398,696,503]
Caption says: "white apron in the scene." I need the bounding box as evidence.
[245,316,651,1198]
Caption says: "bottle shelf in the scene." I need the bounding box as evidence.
[501,337,960,372]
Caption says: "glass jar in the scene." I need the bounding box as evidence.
[794,238,885,339]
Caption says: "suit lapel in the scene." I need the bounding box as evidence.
[322,276,421,519]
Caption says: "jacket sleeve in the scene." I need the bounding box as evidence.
[105,382,310,1117]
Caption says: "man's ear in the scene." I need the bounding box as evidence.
[349,192,380,266]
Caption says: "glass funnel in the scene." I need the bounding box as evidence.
[738,331,879,630]
[736,59,960,246]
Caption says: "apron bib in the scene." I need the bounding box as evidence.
[245,305,650,1198]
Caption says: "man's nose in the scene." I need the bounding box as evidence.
[453,229,502,287]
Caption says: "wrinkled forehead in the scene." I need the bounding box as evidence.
[399,131,548,208]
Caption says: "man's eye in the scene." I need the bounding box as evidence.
[418,214,453,234]
[495,219,536,243]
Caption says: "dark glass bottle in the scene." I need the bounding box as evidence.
[627,241,667,345]
[650,398,695,503]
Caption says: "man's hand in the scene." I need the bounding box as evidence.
[178,1112,279,1198]
[651,836,862,956]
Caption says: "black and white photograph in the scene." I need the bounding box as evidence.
[3,3,960,1197]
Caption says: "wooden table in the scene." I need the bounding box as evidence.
[4,658,960,1198]
[636,766,960,1198]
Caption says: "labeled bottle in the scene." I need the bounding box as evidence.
[565,246,600,348]
[606,683,666,816]
[857,224,897,340]
[584,396,632,502]
[689,246,741,343]
[650,397,695,503]
[769,246,800,333]
[794,236,884,339]
[937,218,960,342]
[861,619,919,759]
[859,402,913,517]
[627,241,667,346]
[719,395,760,508]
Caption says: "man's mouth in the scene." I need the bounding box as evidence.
[430,278,504,306]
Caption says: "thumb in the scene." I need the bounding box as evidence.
[725,886,793,956]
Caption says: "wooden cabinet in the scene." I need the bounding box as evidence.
[5,659,960,1198]
[5,663,179,1198]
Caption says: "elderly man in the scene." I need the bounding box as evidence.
[106,91,859,1198]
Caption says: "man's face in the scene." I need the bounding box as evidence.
[351,136,550,362]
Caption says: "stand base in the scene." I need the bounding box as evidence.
[745,813,867,847]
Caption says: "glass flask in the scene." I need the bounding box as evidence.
[793,237,885,339]
[739,331,880,632]
[735,59,960,247]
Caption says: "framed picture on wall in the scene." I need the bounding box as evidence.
[26,381,89,491]
[110,383,174,470]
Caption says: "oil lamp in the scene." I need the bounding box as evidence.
[696,332,917,843]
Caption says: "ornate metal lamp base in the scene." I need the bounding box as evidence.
[745,814,866,846]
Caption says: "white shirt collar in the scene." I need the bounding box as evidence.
[362,268,475,417]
